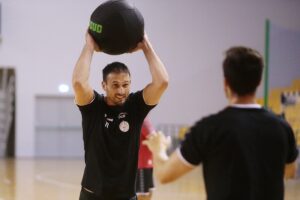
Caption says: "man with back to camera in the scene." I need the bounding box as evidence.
[143,46,299,200]
[72,32,168,200]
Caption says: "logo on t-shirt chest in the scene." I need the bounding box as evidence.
[104,112,130,133]
[119,120,130,132]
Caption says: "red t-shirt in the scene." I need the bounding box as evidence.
[138,118,155,168]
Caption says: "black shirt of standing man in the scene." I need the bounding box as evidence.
[143,46,298,200]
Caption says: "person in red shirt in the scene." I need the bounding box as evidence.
[136,118,155,200]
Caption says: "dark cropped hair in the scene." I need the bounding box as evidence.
[102,62,131,82]
[223,46,264,96]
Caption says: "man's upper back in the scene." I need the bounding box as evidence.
[180,106,298,200]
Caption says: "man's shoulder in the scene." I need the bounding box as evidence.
[199,108,229,124]
[253,108,290,127]
[191,111,223,132]
[192,107,246,130]
[94,90,104,100]
[128,90,143,99]
[125,90,144,105]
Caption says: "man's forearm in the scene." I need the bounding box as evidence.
[72,44,94,87]
[152,150,170,183]
[141,37,169,105]
[285,162,297,179]
[142,39,169,86]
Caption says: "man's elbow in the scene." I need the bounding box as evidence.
[72,80,81,89]
[157,173,174,184]
[158,78,169,91]
[159,177,172,184]
[284,162,297,179]
[72,79,85,91]
[285,169,297,179]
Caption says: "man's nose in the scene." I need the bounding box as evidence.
[117,87,125,94]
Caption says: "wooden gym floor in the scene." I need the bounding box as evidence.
[0,158,299,200]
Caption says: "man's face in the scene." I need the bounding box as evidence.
[102,72,131,106]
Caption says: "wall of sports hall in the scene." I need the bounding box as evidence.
[0,0,300,158]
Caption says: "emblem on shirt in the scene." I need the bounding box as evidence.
[118,112,127,119]
[119,121,129,132]
[104,113,113,128]
[107,118,113,122]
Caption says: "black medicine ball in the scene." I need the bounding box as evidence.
[88,0,144,55]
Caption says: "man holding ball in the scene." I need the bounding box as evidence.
[72,31,168,200]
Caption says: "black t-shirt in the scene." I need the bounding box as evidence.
[180,106,299,200]
[77,90,155,199]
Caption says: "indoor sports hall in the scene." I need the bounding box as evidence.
[0,0,299,199]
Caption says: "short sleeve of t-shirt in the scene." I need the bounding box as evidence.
[77,90,102,115]
[284,122,299,163]
[130,90,156,120]
[179,120,207,167]
[75,91,103,145]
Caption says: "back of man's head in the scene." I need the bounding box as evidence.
[223,46,264,96]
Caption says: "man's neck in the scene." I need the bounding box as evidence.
[104,96,116,106]
[229,94,257,105]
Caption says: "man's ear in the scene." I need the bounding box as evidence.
[224,78,231,98]
[224,78,229,88]
[224,78,228,92]
[102,81,106,91]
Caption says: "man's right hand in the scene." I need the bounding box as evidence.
[85,32,101,52]
[143,131,171,159]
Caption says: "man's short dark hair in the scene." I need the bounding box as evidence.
[102,62,131,82]
[223,46,264,96]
